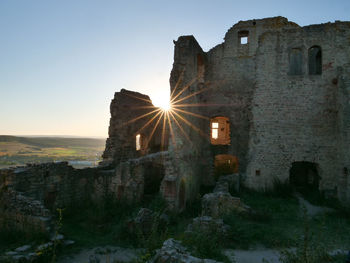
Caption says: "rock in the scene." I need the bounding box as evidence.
[215,174,240,193]
[186,216,230,236]
[202,192,250,218]
[148,238,223,263]
[15,245,31,252]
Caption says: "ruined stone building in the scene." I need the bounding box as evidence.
[102,16,350,208]
[1,17,350,230]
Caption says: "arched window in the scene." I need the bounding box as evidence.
[210,117,230,145]
[289,48,303,75]
[308,46,322,75]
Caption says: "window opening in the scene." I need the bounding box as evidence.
[210,117,230,145]
[214,154,239,178]
[238,31,249,45]
[211,122,219,139]
[308,46,322,75]
[136,134,141,151]
[289,48,303,75]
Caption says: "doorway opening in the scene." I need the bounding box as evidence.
[289,161,320,195]
[143,163,165,195]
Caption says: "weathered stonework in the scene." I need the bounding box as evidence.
[163,16,350,207]
[0,162,116,234]
[102,89,169,165]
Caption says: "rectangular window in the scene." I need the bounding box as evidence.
[210,117,230,145]
[211,122,219,139]
[238,31,249,45]
[240,36,248,44]
[136,134,141,151]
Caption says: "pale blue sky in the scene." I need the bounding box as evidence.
[1,0,349,137]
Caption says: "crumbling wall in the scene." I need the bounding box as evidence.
[102,89,168,166]
[114,151,168,203]
[0,162,117,233]
[167,36,208,209]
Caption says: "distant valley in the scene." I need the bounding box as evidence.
[0,135,106,169]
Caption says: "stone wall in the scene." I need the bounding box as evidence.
[0,162,116,233]
[245,21,350,197]
[166,16,350,206]
[102,89,169,166]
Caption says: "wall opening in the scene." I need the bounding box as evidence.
[238,31,249,44]
[210,117,230,145]
[289,48,303,75]
[214,154,238,178]
[289,161,320,193]
[308,46,322,75]
[143,163,165,195]
[136,134,141,151]
[178,179,186,210]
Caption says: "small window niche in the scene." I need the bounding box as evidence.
[238,31,249,45]
[136,134,141,151]
[308,46,322,75]
[210,117,230,145]
[289,48,303,75]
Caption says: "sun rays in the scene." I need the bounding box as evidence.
[118,76,229,151]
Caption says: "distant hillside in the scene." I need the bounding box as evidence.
[0,136,106,169]
[0,135,106,148]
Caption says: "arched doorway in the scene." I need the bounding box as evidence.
[289,161,320,194]
[178,179,186,210]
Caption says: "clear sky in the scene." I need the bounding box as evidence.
[1,0,349,137]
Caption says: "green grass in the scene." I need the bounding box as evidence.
[2,185,348,262]
[222,189,350,250]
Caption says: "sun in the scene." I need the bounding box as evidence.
[158,100,172,111]
[152,93,172,112]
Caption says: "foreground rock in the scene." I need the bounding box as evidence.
[148,238,222,263]
[202,174,250,218]
[186,216,230,237]
[128,208,169,236]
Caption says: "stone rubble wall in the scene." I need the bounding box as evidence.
[0,162,117,233]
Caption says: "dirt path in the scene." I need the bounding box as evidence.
[295,193,334,217]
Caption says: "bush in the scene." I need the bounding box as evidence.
[183,229,230,262]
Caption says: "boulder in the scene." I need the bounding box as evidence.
[186,216,230,237]
[202,192,250,218]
